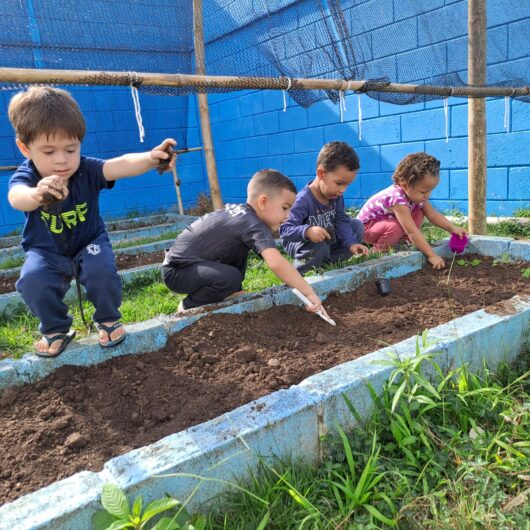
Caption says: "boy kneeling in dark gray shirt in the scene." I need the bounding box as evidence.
[162,169,331,318]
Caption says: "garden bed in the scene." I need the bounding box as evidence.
[1,255,529,504]
[0,251,166,295]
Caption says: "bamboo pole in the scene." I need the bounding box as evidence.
[0,67,528,99]
[193,0,223,210]
[468,0,487,235]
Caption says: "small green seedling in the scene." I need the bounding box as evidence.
[522,268,530,279]
[456,258,481,267]
[493,253,511,266]
[92,483,206,530]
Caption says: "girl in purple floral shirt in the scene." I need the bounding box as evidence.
[358,153,466,269]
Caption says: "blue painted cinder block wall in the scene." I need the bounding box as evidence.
[0,87,207,235]
[197,0,530,216]
[1,0,530,237]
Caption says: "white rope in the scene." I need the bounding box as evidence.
[443,97,449,143]
[357,93,362,141]
[282,77,292,112]
[504,95,511,133]
[339,81,351,123]
[129,73,145,143]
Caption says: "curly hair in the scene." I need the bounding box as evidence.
[392,153,440,186]
[316,141,360,172]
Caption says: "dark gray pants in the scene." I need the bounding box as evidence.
[285,218,365,275]
[161,261,243,309]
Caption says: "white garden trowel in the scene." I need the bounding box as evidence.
[292,289,336,326]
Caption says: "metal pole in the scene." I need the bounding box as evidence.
[171,166,184,215]
[468,0,487,234]
[193,0,223,210]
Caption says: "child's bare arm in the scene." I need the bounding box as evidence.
[423,202,467,237]
[261,248,331,316]
[392,205,445,269]
[103,138,176,181]
[8,176,69,212]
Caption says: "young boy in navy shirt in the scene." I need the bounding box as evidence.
[162,169,330,318]
[8,86,176,357]
[280,141,368,274]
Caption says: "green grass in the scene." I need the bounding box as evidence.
[0,256,24,270]
[421,211,530,243]
[514,207,530,218]
[0,251,384,359]
[113,230,180,250]
[198,339,530,529]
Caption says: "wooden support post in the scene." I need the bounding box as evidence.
[468,0,487,234]
[193,0,223,210]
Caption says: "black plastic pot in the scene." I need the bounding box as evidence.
[375,278,391,296]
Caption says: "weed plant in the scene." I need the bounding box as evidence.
[200,339,530,529]
[0,256,24,270]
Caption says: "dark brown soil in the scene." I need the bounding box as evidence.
[114,250,164,270]
[1,257,529,504]
[0,252,165,295]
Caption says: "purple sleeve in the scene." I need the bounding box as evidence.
[334,196,356,248]
[279,192,312,242]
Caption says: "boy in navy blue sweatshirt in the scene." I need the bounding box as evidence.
[280,141,368,274]
[8,87,176,357]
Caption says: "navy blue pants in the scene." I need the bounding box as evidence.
[161,260,243,309]
[285,218,365,275]
[16,234,122,334]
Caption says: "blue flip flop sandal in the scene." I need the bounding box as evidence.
[96,322,126,348]
[35,330,76,358]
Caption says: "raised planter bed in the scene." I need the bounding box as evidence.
[0,237,529,529]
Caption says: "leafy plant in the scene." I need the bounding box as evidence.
[92,483,206,530]
[522,268,530,279]
[456,257,481,267]
[493,253,511,266]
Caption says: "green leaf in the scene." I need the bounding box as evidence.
[132,496,143,519]
[92,510,119,530]
[101,483,131,520]
[391,381,407,414]
[470,258,481,266]
[341,393,362,422]
[149,517,180,530]
[105,522,134,530]
[256,510,270,530]
[191,516,208,530]
[287,488,317,514]
[336,425,356,478]
[142,498,181,524]
[364,504,397,526]
[456,259,466,266]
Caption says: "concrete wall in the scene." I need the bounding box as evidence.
[194,0,530,214]
[1,0,529,236]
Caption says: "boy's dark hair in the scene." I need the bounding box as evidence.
[316,141,360,172]
[8,86,86,145]
[247,169,296,200]
[392,152,441,186]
